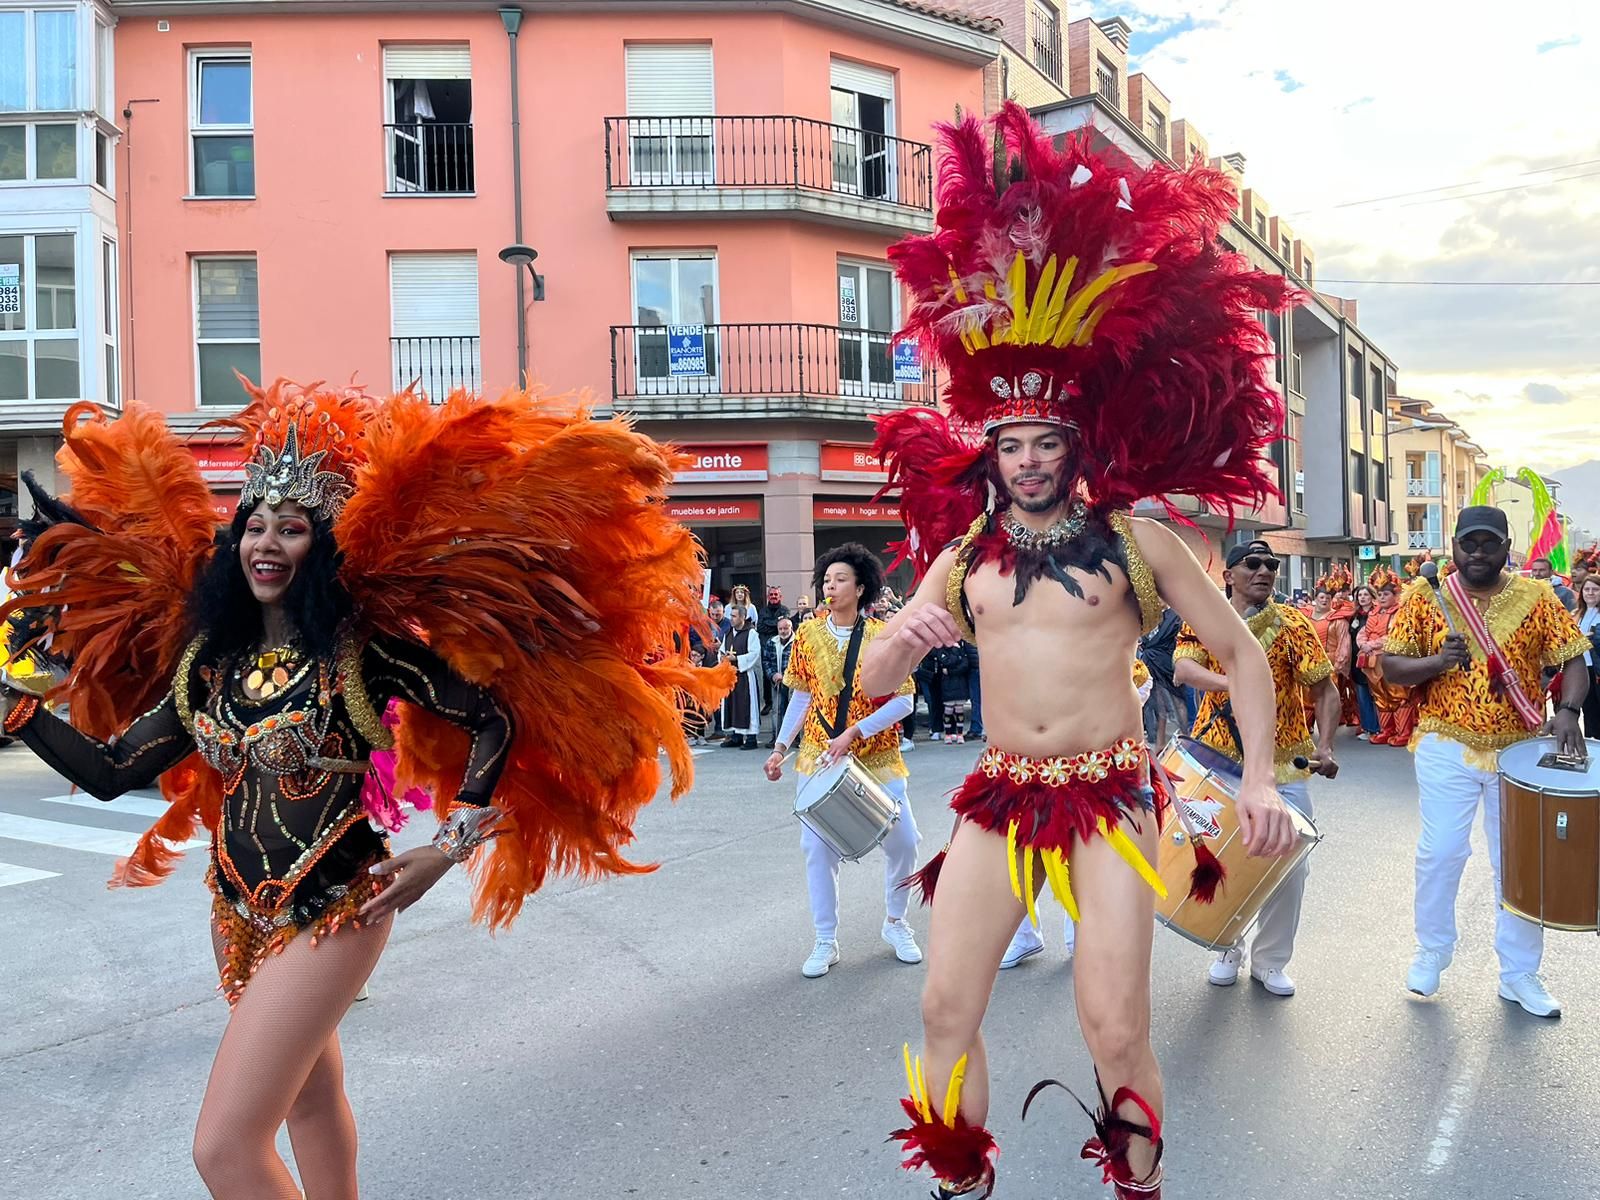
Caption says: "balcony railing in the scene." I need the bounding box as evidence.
[609,322,940,413]
[384,122,475,194]
[1407,530,1441,550]
[391,335,481,400]
[603,116,933,212]
[1405,477,1442,497]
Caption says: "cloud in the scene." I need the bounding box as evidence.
[1522,382,1571,405]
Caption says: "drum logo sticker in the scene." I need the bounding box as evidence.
[1178,796,1224,841]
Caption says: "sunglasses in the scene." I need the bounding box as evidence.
[1235,555,1280,574]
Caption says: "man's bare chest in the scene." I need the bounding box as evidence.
[963,558,1139,636]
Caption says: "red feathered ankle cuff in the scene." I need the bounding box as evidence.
[891,1047,998,1198]
[898,846,947,907]
[1023,1073,1164,1197]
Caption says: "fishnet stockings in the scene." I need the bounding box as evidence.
[194,913,390,1199]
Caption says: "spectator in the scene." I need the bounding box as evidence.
[1577,577,1600,737]
[1529,557,1578,611]
[1138,606,1184,747]
[930,640,977,744]
[913,652,943,742]
[757,585,792,716]
[768,615,797,748]
[1347,584,1382,739]
[707,598,732,641]
[967,640,986,740]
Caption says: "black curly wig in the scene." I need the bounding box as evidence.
[188,503,353,663]
[811,542,886,615]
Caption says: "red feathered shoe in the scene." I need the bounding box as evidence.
[1023,1073,1164,1198]
[891,1047,998,1197]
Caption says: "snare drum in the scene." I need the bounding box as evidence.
[795,756,900,861]
[1153,737,1321,950]
[1498,737,1600,933]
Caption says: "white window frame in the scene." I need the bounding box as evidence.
[0,228,82,404]
[387,250,481,400]
[101,235,117,406]
[836,257,900,400]
[192,254,261,409]
[629,250,720,395]
[188,48,255,199]
[829,60,897,204]
[0,120,83,184]
[624,44,715,188]
[381,44,475,196]
[1,7,82,114]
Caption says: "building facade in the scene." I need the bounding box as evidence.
[1377,395,1488,565]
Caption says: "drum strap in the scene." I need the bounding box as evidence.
[1202,698,1245,761]
[826,619,868,740]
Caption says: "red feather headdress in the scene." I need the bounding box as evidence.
[877,102,1295,578]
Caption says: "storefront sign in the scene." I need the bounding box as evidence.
[819,442,888,483]
[666,499,762,525]
[674,443,768,483]
[892,342,923,384]
[210,493,240,520]
[813,499,900,524]
[188,442,248,487]
[667,324,708,377]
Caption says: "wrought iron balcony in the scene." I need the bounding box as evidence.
[1407,530,1440,550]
[1405,477,1441,497]
[391,335,481,400]
[384,122,475,194]
[603,116,933,232]
[608,322,939,420]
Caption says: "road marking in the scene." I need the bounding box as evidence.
[0,862,61,888]
[0,812,206,856]
[39,793,172,819]
[1424,1057,1481,1174]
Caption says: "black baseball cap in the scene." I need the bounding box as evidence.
[1225,540,1274,569]
[1454,506,1509,540]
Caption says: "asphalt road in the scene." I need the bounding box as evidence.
[2,727,1596,1199]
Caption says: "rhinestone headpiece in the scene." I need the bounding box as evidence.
[213,377,371,519]
[240,421,354,515]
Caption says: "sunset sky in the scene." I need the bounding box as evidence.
[1077,0,1599,474]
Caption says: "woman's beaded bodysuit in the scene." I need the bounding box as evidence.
[16,630,511,1001]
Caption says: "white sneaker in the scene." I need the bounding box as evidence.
[882,918,924,964]
[353,983,371,1003]
[1407,947,1452,996]
[1000,922,1045,969]
[1252,966,1296,996]
[802,939,840,978]
[1209,946,1244,986]
[1499,972,1562,1018]
[901,737,916,752]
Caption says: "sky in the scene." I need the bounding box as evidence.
[1074,0,1600,474]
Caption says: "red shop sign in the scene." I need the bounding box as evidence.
[813,499,901,524]
[188,441,249,487]
[674,444,769,483]
[819,442,887,482]
[666,498,763,525]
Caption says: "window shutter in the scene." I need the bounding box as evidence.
[389,253,479,337]
[196,261,260,340]
[830,58,894,100]
[625,44,713,115]
[383,45,472,80]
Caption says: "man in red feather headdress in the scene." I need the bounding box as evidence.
[858,104,1299,1199]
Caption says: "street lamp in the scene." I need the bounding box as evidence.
[498,243,545,381]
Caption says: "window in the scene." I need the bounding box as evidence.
[1149,108,1166,150]
[1188,141,1200,166]
[1350,450,1366,496]
[96,20,113,119]
[1348,348,1364,398]
[831,60,896,201]
[0,232,79,401]
[1262,309,1284,383]
[624,44,713,187]
[1,9,78,112]
[838,260,898,397]
[1096,54,1119,106]
[383,45,474,194]
[1030,1,1062,85]
[1370,364,1383,411]
[1302,255,1313,284]
[194,257,260,406]
[1280,236,1291,259]
[0,121,79,182]
[190,52,254,197]
[631,252,717,388]
[389,252,481,399]
[1254,211,1267,239]
[102,238,117,405]
[1373,463,1387,502]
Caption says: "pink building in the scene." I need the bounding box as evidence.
[0,0,999,599]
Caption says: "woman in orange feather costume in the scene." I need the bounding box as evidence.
[0,379,730,1199]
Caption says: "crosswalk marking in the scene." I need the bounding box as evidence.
[0,863,61,888]
[0,812,207,856]
[39,792,172,819]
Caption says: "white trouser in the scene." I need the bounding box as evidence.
[1246,780,1312,971]
[800,775,920,941]
[1413,733,1542,982]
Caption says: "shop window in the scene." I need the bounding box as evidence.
[0,231,79,402]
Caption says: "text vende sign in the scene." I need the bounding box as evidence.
[675,444,769,483]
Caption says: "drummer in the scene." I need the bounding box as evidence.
[1172,540,1341,997]
[764,543,923,978]
[1380,506,1590,1017]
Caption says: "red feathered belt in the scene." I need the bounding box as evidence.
[904,740,1169,922]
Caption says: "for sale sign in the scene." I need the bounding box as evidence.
[0,264,20,317]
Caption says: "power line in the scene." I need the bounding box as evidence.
[1286,158,1600,215]
[1315,279,1600,286]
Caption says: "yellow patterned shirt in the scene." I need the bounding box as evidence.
[784,617,915,781]
[1175,602,1332,783]
[1384,575,1589,757]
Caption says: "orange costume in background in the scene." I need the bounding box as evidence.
[1306,565,1358,727]
[1356,565,1417,745]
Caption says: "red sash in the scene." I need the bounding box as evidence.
[1443,573,1543,730]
